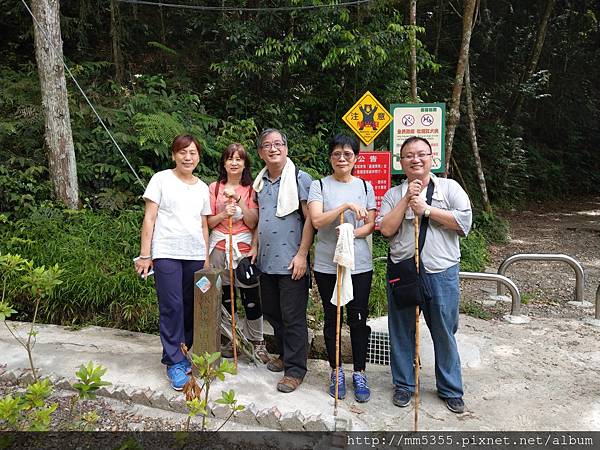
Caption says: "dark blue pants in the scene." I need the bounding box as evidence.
[154,258,204,366]
[260,273,309,380]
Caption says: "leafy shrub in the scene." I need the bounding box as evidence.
[369,233,389,317]
[473,211,510,244]
[459,230,491,273]
[0,206,157,332]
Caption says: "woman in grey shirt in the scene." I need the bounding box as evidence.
[308,134,376,402]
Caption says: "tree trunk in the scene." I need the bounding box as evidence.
[464,60,492,213]
[443,0,478,174]
[434,0,444,60]
[31,0,79,209]
[409,0,418,102]
[110,0,124,84]
[508,0,556,123]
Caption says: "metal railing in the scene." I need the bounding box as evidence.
[496,254,585,302]
[460,272,522,316]
[374,257,523,316]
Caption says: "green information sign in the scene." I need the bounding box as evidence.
[389,103,446,174]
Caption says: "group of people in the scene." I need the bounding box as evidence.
[134,128,472,414]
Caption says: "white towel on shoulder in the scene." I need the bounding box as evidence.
[252,157,299,217]
[331,223,355,306]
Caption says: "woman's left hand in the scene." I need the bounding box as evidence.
[345,202,368,220]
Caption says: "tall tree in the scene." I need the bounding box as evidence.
[409,0,418,102]
[507,0,556,123]
[443,0,478,174]
[464,60,492,213]
[31,0,79,208]
[110,0,125,84]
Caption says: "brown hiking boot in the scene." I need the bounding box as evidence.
[277,376,302,393]
[251,340,270,364]
[267,357,284,372]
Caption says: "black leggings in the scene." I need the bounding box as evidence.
[221,285,262,321]
[314,270,372,372]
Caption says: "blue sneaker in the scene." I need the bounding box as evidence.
[352,371,371,403]
[181,358,192,375]
[328,367,346,399]
[166,361,189,391]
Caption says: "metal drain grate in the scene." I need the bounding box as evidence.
[367,330,391,365]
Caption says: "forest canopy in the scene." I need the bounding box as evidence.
[1,0,598,212]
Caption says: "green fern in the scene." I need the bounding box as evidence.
[133,112,185,158]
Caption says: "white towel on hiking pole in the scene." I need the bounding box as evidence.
[331,223,355,306]
[252,158,299,218]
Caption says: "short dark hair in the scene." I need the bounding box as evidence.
[218,143,253,186]
[400,136,432,155]
[328,134,359,156]
[257,128,288,149]
[171,134,201,156]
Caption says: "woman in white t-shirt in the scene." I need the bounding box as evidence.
[134,134,212,391]
[307,134,376,403]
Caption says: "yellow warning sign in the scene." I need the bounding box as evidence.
[342,91,392,146]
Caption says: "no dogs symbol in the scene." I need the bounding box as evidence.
[421,114,434,126]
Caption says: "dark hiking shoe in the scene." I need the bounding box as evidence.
[445,397,465,413]
[392,389,412,407]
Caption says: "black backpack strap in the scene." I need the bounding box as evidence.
[417,179,435,254]
[362,178,367,195]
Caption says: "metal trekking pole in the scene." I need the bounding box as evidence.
[228,197,238,369]
[414,214,420,431]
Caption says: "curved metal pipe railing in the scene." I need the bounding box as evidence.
[460,272,522,316]
[496,254,585,302]
[374,257,523,316]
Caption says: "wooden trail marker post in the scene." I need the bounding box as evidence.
[192,268,223,358]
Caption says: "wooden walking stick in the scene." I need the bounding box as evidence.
[228,198,238,369]
[413,214,420,431]
[334,213,344,416]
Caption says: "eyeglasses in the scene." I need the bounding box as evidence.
[331,151,356,160]
[401,152,432,160]
[261,142,286,150]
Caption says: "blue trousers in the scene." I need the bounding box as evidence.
[387,264,463,399]
[154,258,204,366]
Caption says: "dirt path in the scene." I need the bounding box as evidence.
[462,197,600,320]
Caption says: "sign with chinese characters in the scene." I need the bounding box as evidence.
[353,151,391,218]
[343,91,392,146]
[389,103,446,174]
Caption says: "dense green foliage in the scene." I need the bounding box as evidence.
[0,0,598,328]
[0,208,157,332]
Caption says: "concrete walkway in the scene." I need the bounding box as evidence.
[1,315,599,431]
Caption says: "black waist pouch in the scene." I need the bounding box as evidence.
[387,255,432,309]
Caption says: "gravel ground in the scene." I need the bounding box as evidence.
[461,197,600,320]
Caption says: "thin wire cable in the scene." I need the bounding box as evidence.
[21,0,146,190]
[118,0,371,12]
